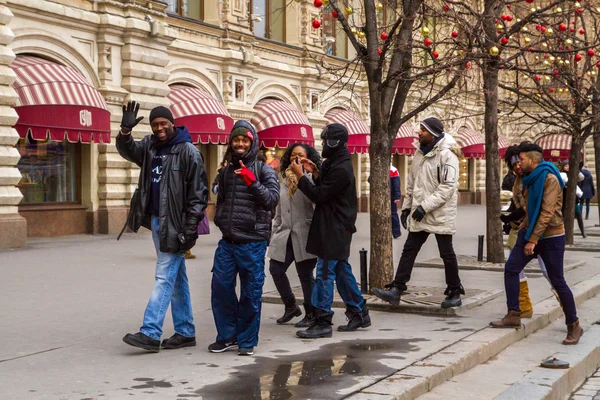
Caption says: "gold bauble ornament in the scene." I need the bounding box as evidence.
[549,56,555,62]
[497,24,503,30]
[566,39,573,45]
[524,37,531,44]
[546,28,553,36]
[322,0,329,4]
[556,7,562,12]
[376,2,383,10]
[350,27,357,34]
[489,46,500,56]
[421,26,431,36]
[345,6,353,15]
[357,31,365,39]
[522,27,529,32]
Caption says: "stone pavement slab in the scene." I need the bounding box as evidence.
[263,285,503,316]
[415,255,585,274]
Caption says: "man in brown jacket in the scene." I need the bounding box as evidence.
[490,143,583,345]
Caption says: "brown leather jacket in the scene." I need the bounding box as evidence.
[519,173,565,244]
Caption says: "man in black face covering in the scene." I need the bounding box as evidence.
[290,123,371,339]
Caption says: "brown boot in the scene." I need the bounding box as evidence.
[184,250,196,259]
[563,319,584,345]
[489,310,521,328]
[519,281,534,319]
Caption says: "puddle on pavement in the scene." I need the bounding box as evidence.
[194,338,428,400]
[131,378,173,389]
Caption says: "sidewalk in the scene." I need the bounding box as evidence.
[0,205,598,400]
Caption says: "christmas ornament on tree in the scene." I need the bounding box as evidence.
[421,26,431,37]
[312,19,321,29]
[424,38,433,47]
[314,0,323,8]
[489,46,500,56]
[345,6,353,15]
[380,32,388,40]
[432,51,439,58]
[376,2,383,11]
[451,31,458,38]
[332,10,338,18]
[501,37,509,45]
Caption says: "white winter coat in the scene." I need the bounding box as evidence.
[402,135,461,235]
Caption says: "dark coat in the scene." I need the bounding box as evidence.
[214,121,280,243]
[116,126,208,253]
[298,148,357,260]
[502,171,516,192]
[578,169,595,199]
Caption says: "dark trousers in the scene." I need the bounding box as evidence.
[269,236,316,310]
[505,230,577,324]
[393,231,461,291]
[391,201,401,239]
[579,197,591,219]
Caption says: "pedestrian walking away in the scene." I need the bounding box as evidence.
[500,143,556,319]
[390,164,402,239]
[291,123,371,339]
[578,164,595,220]
[490,143,583,346]
[209,121,280,356]
[372,117,465,309]
[268,143,321,328]
[117,101,208,353]
[559,160,586,238]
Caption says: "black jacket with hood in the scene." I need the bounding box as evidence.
[116,126,208,253]
[214,121,280,243]
[298,147,357,260]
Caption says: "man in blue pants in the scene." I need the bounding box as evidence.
[209,121,280,356]
[490,143,583,345]
[291,123,371,338]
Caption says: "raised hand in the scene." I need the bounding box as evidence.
[120,101,144,133]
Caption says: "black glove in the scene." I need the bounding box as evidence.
[412,205,426,222]
[179,224,199,251]
[500,213,512,224]
[120,101,144,132]
[400,209,410,230]
[503,222,511,235]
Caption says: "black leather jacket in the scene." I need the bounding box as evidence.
[117,126,208,253]
[214,121,280,243]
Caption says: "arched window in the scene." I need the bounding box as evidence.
[167,0,204,21]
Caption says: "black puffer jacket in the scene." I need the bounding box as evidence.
[214,121,280,242]
[117,126,208,253]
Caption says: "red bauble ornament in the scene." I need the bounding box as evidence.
[559,23,567,32]
[380,32,388,40]
[424,38,433,47]
[451,31,458,38]
[378,49,382,55]
[596,61,600,68]
[506,15,513,22]
[501,15,507,21]
[540,26,547,33]
[465,61,471,69]
[536,24,542,31]
[507,4,511,9]
[501,37,509,45]
[432,51,439,58]
[588,49,595,57]
[553,69,559,76]
[443,4,450,11]
[576,8,583,14]
[525,0,533,3]
[314,0,323,8]
[549,88,555,93]
[570,28,575,33]
[575,54,583,62]
[332,10,339,18]
[580,29,585,34]
[534,75,541,81]
[312,19,321,29]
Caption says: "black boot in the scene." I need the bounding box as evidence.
[371,284,403,306]
[277,297,302,324]
[295,303,315,328]
[576,212,587,238]
[296,311,333,339]
[441,286,464,309]
[338,305,371,332]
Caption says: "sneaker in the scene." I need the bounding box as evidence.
[123,332,160,352]
[208,340,238,353]
[161,333,196,349]
[238,347,254,356]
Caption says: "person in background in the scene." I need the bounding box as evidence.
[268,143,321,328]
[559,160,586,238]
[390,165,402,239]
[209,121,280,356]
[117,101,208,352]
[578,164,595,220]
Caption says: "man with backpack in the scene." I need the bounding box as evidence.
[209,121,280,356]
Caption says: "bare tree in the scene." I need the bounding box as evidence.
[310,0,475,288]
[496,2,600,244]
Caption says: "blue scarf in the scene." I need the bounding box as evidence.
[521,161,564,241]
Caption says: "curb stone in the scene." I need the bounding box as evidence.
[345,274,600,400]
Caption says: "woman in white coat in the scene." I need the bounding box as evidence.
[268,143,321,327]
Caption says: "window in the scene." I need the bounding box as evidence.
[458,157,471,192]
[322,8,347,58]
[167,0,204,21]
[251,0,285,42]
[16,137,80,204]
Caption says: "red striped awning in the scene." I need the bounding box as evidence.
[324,108,369,154]
[393,124,418,155]
[535,133,572,161]
[168,85,233,144]
[11,55,111,143]
[251,99,313,148]
[455,126,510,158]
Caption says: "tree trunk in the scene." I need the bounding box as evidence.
[368,125,394,290]
[564,139,583,245]
[595,132,600,227]
[482,66,505,263]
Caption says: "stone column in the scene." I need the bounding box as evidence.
[0,1,26,248]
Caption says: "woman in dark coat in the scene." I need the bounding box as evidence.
[578,165,595,220]
[268,143,321,327]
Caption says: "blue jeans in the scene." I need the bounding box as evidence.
[211,240,267,348]
[140,217,195,341]
[505,230,577,324]
[312,258,365,317]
